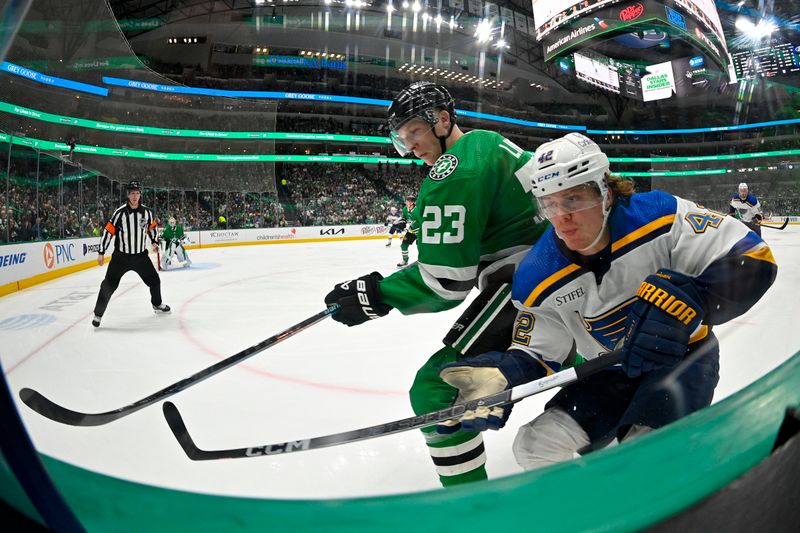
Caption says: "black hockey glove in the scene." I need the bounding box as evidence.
[325,272,393,327]
[620,269,705,378]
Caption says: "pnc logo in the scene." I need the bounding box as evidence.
[43,242,55,269]
[43,242,75,269]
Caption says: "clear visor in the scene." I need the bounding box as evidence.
[389,123,435,157]
[390,130,412,156]
[536,183,604,219]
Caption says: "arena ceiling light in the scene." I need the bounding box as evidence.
[398,61,502,90]
[735,16,777,40]
[474,19,493,44]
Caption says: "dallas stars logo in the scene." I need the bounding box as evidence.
[429,154,459,181]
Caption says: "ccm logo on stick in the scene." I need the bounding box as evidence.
[245,440,311,456]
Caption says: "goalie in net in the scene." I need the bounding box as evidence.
[160,216,191,270]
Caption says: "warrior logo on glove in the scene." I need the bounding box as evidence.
[635,276,698,326]
[620,269,706,378]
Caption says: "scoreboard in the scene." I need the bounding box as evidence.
[731,43,800,79]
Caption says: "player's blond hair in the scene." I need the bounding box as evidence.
[607,173,635,199]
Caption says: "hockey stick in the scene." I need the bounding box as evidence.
[164,350,622,461]
[761,217,790,231]
[18,305,340,426]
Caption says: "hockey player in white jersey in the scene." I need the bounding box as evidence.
[728,182,763,236]
[434,133,777,470]
[384,205,404,246]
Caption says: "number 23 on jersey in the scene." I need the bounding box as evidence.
[421,205,466,244]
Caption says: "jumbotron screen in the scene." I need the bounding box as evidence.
[532,0,622,41]
[538,0,730,72]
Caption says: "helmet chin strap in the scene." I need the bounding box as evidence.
[575,194,612,253]
[435,121,455,157]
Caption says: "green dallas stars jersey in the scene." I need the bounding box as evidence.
[162,224,185,242]
[401,204,417,233]
[379,129,548,314]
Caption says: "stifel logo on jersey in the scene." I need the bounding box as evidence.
[429,154,459,181]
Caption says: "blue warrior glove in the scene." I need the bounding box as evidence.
[621,269,705,378]
[436,350,550,433]
[324,272,393,327]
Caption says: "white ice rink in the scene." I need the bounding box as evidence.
[2,228,799,500]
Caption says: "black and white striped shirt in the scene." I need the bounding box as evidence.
[99,203,159,255]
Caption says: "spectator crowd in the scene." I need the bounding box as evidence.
[0,160,426,244]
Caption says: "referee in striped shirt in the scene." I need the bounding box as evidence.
[91,181,171,327]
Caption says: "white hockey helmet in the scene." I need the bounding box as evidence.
[168,216,176,226]
[390,206,398,214]
[738,182,748,191]
[531,133,610,218]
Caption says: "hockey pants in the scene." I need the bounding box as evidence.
[409,282,518,486]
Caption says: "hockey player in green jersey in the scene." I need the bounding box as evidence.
[325,81,549,486]
[397,195,418,268]
[161,216,191,269]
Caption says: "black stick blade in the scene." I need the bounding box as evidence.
[18,388,127,427]
[163,402,202,460]
[159,351,620,462]
[763,218,790,231]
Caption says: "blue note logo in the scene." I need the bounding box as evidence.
[579,298,637,351]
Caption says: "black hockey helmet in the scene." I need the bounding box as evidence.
[126,180,142,192]
[387,82,456,156]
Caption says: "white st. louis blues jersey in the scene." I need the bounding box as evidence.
[508,190,776,366]
[729,193,762,223]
